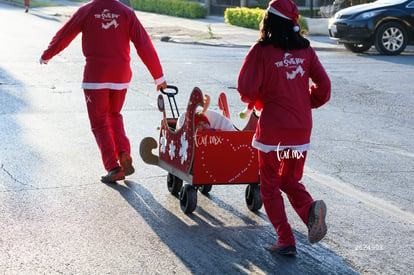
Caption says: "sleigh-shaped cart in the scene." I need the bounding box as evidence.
[139,86,262,214]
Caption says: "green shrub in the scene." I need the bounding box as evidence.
[224,7,264,30]
[130,0,207,19]
[225,7,308,34]
[10,0,57,7]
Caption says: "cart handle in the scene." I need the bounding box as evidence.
[160,85,180,118]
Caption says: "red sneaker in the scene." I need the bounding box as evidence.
[308,200,327,243]
[119,152,135,176]
[101,166,125,183]
[269,245,297,256]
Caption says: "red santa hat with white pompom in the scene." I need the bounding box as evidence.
[267,0,300,32]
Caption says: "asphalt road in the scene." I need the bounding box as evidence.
[1,2,413,274]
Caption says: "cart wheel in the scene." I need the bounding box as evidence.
[180,184,197,214]
[199,184,212,195]
[167,173,183,196]
[245,184,262,211]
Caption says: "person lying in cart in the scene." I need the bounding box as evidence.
[176,94,237,132]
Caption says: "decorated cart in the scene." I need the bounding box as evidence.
[139,86,262,214]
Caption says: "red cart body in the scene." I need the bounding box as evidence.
[191,130,258,184]
[140,86,262,213]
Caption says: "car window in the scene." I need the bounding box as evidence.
[407,0,414,7]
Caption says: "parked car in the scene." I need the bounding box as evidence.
[328,0,414,55]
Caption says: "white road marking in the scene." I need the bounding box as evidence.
[304,167,414,225]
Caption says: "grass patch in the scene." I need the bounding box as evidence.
[11,0,58,7]
[9,0,87,8]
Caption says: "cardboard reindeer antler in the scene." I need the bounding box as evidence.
[200,94,210,115]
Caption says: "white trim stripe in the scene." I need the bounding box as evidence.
[154,76,166,85]
[252,139,310,153]
[267,6,292,21]
[82,82,130,90]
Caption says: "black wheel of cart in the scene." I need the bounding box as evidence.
[245,184,262,211]
[180,184,197,214]
[199,184,212,195]
[167,173,183,196]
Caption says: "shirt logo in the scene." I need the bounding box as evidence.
[94,9,120,29]
[286,66,304,80]
[275,53,305,80]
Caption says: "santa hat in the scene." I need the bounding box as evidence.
[267,0,300,32]
[194,112,210,127]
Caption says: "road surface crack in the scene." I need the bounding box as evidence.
[0,163,29,186]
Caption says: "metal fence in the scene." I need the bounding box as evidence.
[315,0,374,18]
[318,0,344,17]
[188,0,375,17]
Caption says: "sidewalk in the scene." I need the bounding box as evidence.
[8,0,343,51]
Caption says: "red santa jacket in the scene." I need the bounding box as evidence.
[237,43,331,152]
[41,0,165,90]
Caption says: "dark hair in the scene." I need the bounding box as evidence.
[258,12,309,51]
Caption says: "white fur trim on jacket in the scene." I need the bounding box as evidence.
[154,76,166,85]
[268,6,292,20]
[82,82,130,90]
[252,139,310,153]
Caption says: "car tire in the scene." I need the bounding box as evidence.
[245,184,262,212]
[374,21,407,55]
[343,43,372,53]
[167,173,183,196]
[198,184,212,195]
[180,184,197,214]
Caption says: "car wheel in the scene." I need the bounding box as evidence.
[245,184,262,211]
[198,184,212,195]
[167,173,183,196]
[375,22,407,55]
[179,184,197,214]
[343,43,372,53]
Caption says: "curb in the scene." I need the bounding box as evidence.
[1,0,343,51]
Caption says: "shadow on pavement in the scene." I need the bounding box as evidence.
[30,11,62,22]
[0,68,38,191]
[106,180,358,274]
[357,52,414,65]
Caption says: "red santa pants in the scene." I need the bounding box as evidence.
[258,149,314,247]
[84,89,130,171]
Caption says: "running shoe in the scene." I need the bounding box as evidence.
[308,200,327,243]
[119,152,135,176]
[101,166,125,183]
[269,245,297,256]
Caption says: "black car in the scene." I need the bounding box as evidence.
[328,0,414,55]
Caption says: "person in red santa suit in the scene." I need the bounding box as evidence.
[237,0,331,256]
[40,0,167,183]
[24,0,29,12]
